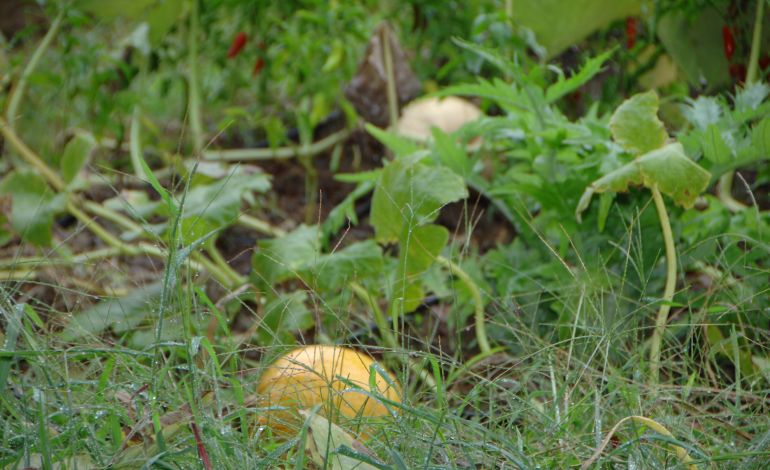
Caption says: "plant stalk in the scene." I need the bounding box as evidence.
[202,127,352,161]
[4,10,64,129]
[648,186,677,384]
[381,24,399,130]
[436,256,491,354]
[187,0,204,155]
[350,282,436,389]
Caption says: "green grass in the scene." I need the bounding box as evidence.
[2,205,769,469]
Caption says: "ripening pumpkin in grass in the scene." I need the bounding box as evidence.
[255,345,400,440]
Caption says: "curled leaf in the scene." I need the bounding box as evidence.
[576,143,711,221]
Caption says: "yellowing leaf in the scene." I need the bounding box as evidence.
[300,411,383,470]
[576,143,711,221]
[609,90,668,155]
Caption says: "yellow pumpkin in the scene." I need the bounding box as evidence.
[255,345,400,439]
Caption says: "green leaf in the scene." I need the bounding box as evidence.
[60,133,96,185]
[734,82,770,112]
[177,167,270,245]
[515,0,641,58]
[656,8,730,88]
[682,96,722,131]
[576,143,711,221]
[701,124,731,164]
[752,118,770,158]
[139,154,178,217]
[60,283,163,341]
[322,181,375,239]
[545,50,613,103]
[365,124,421,157]
[400,224,448,275]
[370,155,468,243]
[76,0,186,46]
[609,90,668,155]
[252,225,320,287]
[391,224,448,314]
[430,128,470,177]
[0,171,65,246]
[307,240,384,291]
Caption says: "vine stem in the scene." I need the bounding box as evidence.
[648,186,676,385]
[718,0,765,213]
[202,127,352,161]
[349,282,436,389]
[5,10,64,129]
[435,256,492,354]
[0,117,236,289]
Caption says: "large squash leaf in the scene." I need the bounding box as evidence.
[370,155,467,243]
[609,90,668,156]
[576,143,711,221]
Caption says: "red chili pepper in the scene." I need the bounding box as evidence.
[625,17,638,50]
[252,42,267,77]
[227,32,248,59]
[722,26,735,61]
[252,57,265,76]
[728,63,746,83]
[760,54,770,71]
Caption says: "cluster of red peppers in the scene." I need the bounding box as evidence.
[227,31,265,76]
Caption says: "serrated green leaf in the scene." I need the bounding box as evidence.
[682,96,722,131]
[702,124,731,164]
[439,79,526,113]
[752,118,770,158]
[545,50,613,103]
[60,133,96,185]
[365,124,421,157]
[576,143,711,221]
[735,82,770,112]
[0,171,65,246]
[609,90,668,155]
[370,155,468,243]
